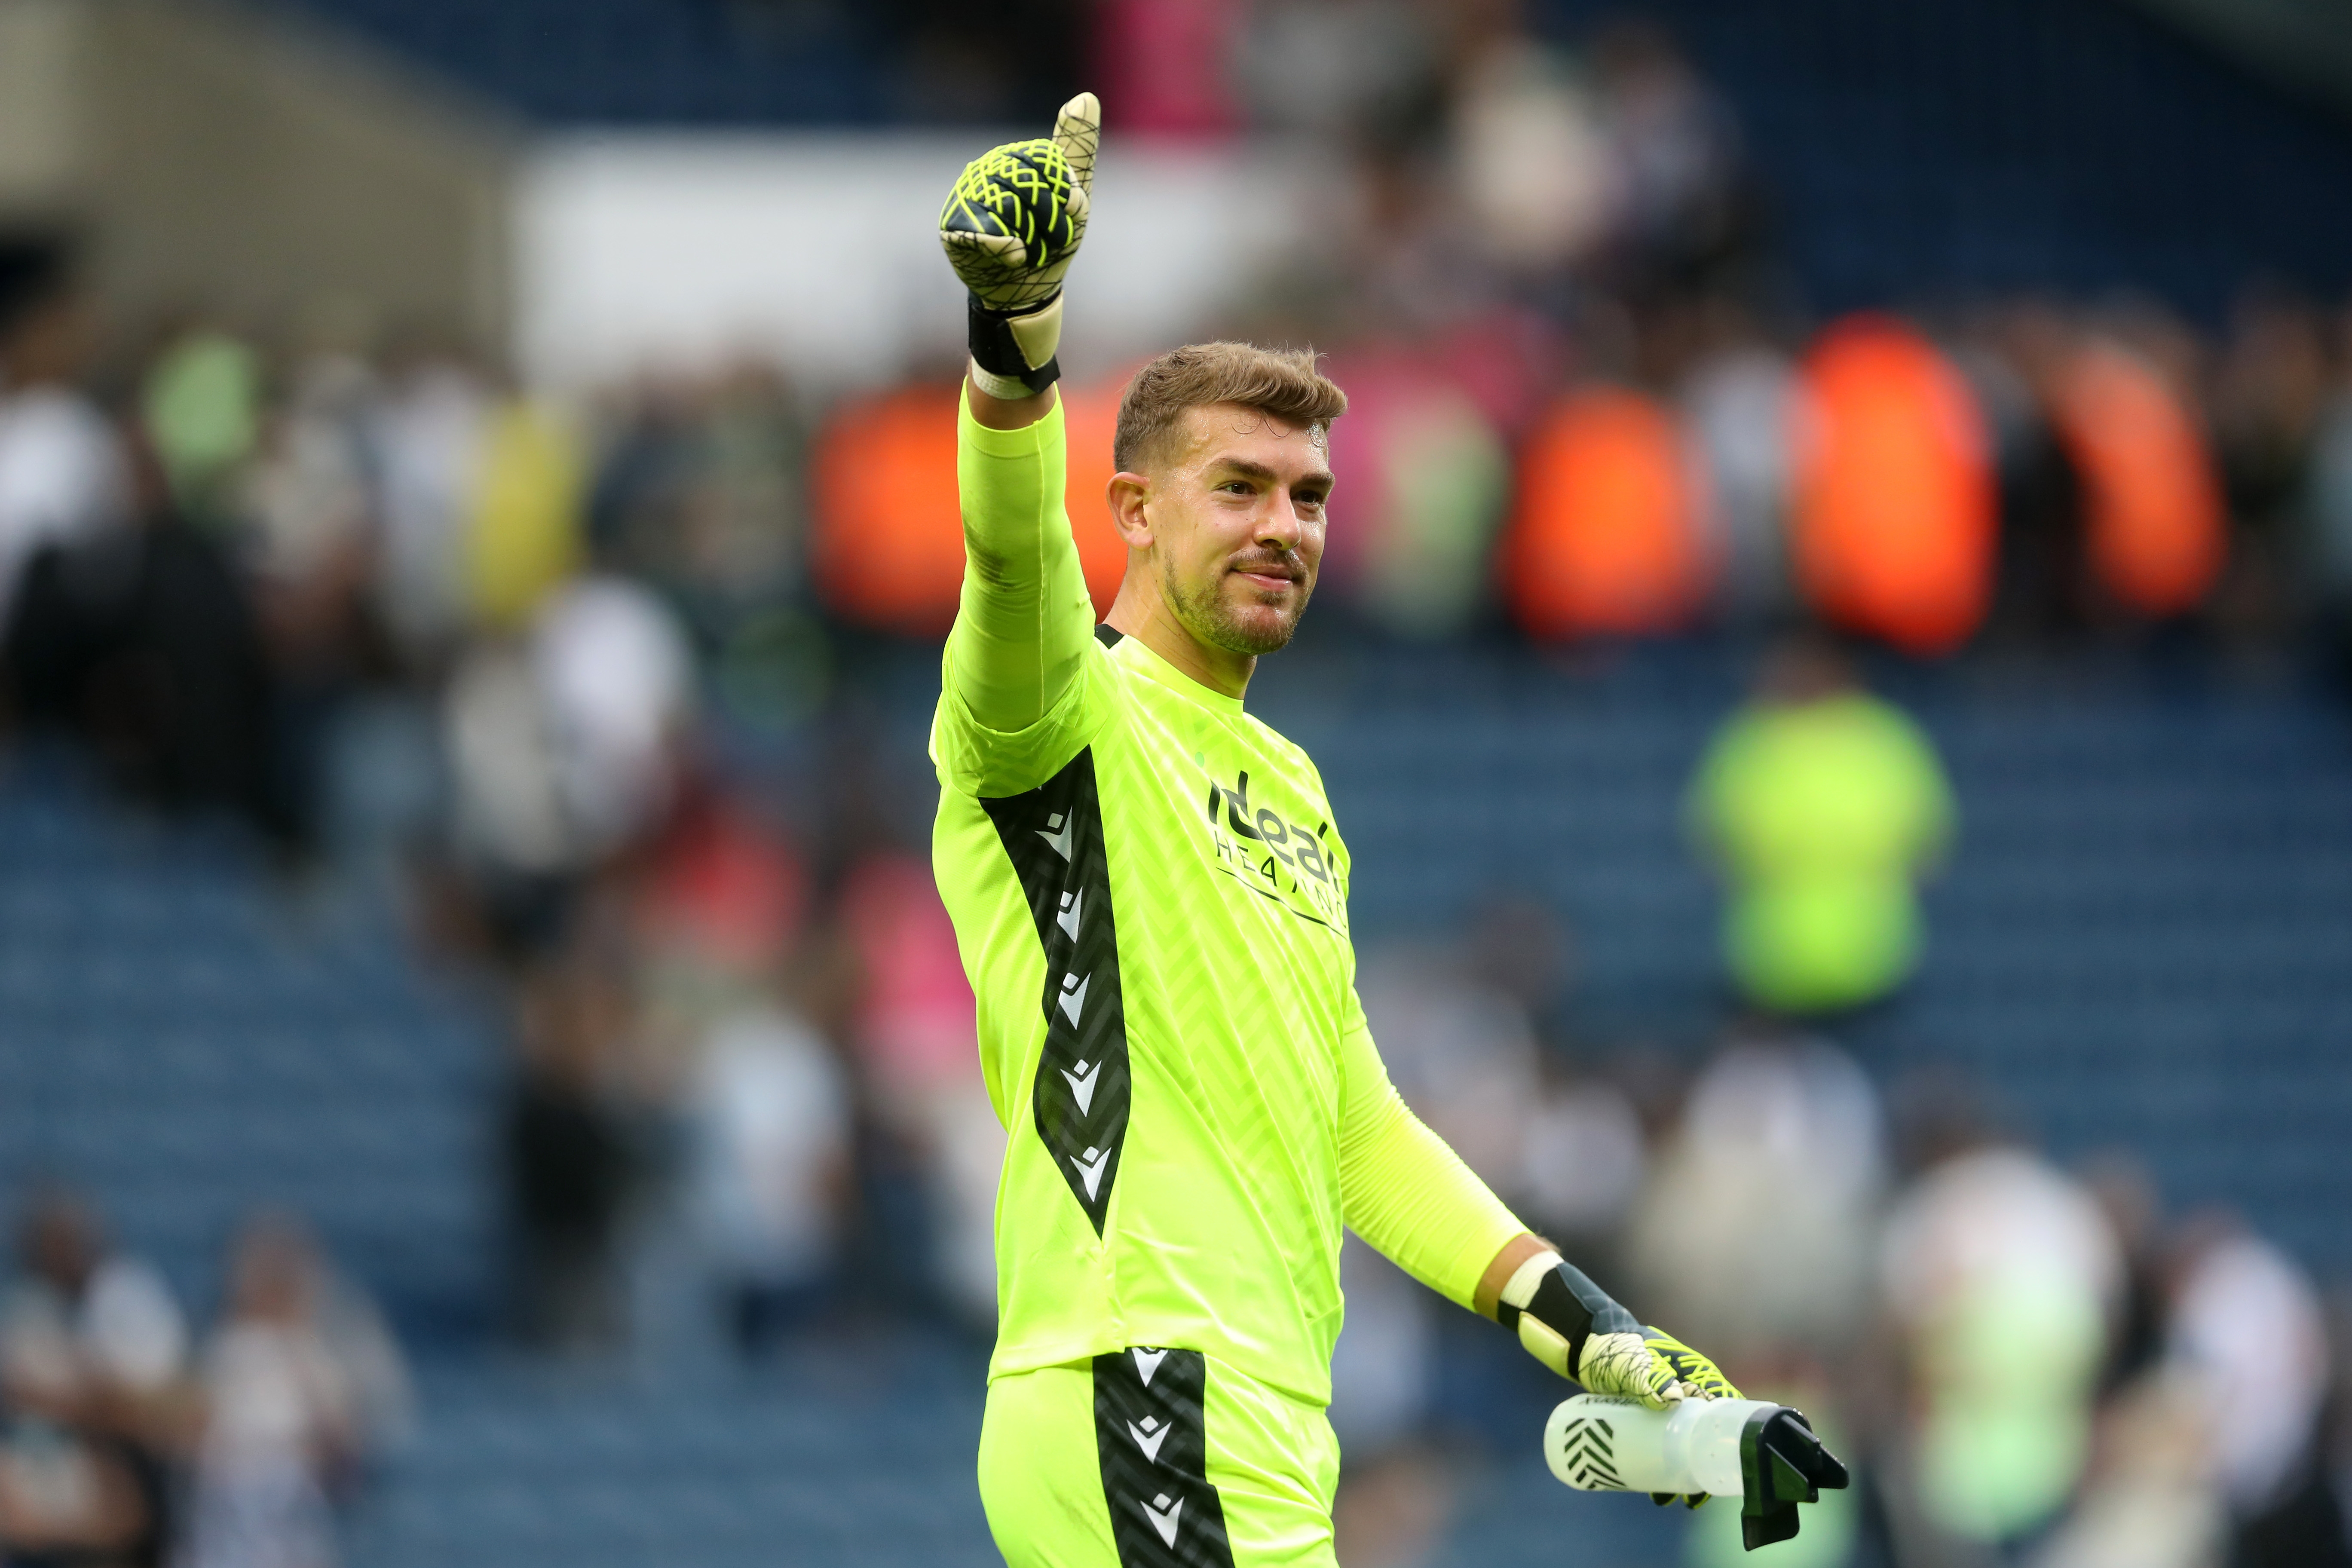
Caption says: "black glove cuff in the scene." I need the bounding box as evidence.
[968,295,1061,395]
[1497,1260,1640,1372]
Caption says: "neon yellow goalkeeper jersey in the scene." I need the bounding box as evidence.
[931,396,1521,1410]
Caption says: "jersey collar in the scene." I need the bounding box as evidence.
[1101,625,1246,717]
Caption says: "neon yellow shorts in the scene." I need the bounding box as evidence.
[978,1348,1341,1567]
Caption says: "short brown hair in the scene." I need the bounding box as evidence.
[1112,342,1348,473]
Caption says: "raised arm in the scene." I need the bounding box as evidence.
[949,382,1095,733]
[938,94,1101,738]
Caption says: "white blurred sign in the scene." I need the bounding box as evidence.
[515,132,1328,392]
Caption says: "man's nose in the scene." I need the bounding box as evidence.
[1257,493,1304,548]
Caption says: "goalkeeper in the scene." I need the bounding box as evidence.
[931,93,1739,1568]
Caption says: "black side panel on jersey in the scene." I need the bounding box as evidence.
[1093,1348,1235,1568]
[981,748,1129,1234]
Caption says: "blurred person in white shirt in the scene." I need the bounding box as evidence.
[0,1190,187,1568]
[1627,1029,1884,1371]
[179,1217,408,1568]
[1879,1095,2120,1556]
[441,572,695,957]
[1680,298,1796,630]
[688,995,851,1355]
[367,348,488,673]
[2166,1218,2329,1526]
[6,1191,190,1415]
[0,248,130,636]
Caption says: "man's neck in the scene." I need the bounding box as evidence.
[1105,584,1254,701]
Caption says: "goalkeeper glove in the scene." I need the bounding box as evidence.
[1499,1251,1742,1508]
[939,90,1100,401]
[1497,1250,1740,1409]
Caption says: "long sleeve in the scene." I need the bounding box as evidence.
[1337,1015,1528,1311]
[944,391,1096,738]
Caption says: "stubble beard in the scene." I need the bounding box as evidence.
[1164,561,1310,658]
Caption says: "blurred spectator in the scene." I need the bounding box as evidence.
[1688,633,1954,1022]
[630,781,809,1014]
[1328,374,1509,640]
[6,420,291,847]
[2081,1154,2168,1396]
[1972,301,2092,640]
[836,850,995,1323]
[441,572,694,955]
[533,574,694,858]
[2029,1370,2221,1568]
[503,961,638,1352]
[2212,291,2329,633]
[1626,1032,1883,1369]
[1680,298,1796,630]
[1448,19,1614,276]
[241,352,377,675]
[0,250,129,637]
[2166,1220,2329,1528]
[1880,1128,2119,1554]
[368,347,488,671]
[141,327,260,533]
[1586,21,1751,298]
[1231,0,1437,145]
[0,1329,153,1568]
[6,1192,189,1412]
[686,994,851,1356]
[1516,1069,1645,1249]
[180,1217,408,1568]
[593,368,802,605]
[462,394,582,634]
[1358,945,1538,1202]
[0,1191,185,1568]
[1090,0,1242,138]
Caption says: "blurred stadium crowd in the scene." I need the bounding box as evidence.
[0,3,2348,1567]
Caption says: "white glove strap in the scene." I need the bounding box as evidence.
[968,357,1035,402]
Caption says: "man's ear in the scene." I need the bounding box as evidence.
[1107,471,1154,549]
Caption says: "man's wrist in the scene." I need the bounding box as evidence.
[1496,1249,1642,1382]
[964,375,1057,432]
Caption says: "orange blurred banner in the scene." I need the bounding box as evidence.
[812,378,1130,636]
[1792,316,1996,656]
[1502,386,1709,640]
[2050,339,2224,618]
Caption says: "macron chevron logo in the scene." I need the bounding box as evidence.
[1038,812,1073,860]
[1131,1347,1167,1386]
[1062,1059,1100,1114]
[1555,1417,1626,1490]
[1057,889,1081,939]
[1058,972,1089,1024]
[1142,1493,1182,1547]
[1128,1415,1169,1463]
[1072,1146,1109,1200]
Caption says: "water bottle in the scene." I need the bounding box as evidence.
[1543,1393,1850,1550]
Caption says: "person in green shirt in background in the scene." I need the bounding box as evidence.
[1689,631,1955,1021]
